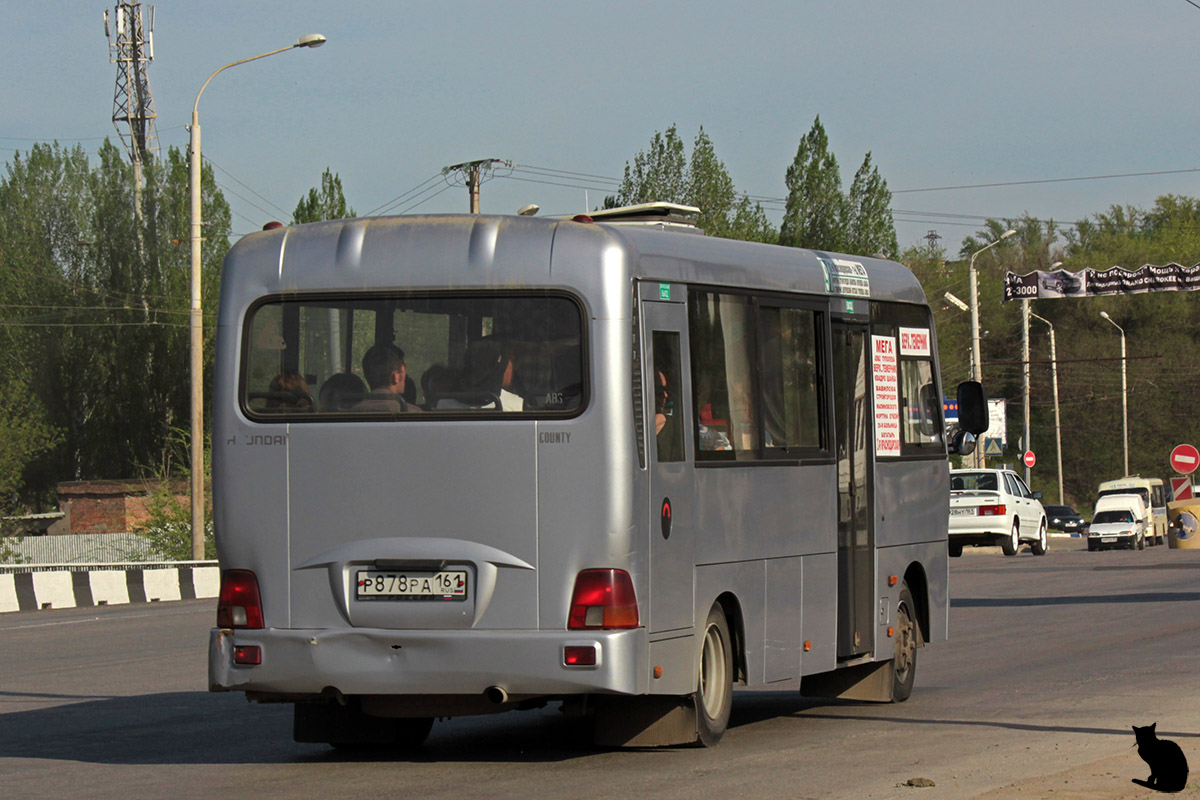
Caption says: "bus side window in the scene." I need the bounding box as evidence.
[652,331,683,463]
[758,306,821,451]
[688,291,759,461]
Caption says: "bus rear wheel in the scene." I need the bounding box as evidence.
[694,604,733,747]
[892,584,917,702]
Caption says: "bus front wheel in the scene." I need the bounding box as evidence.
[694,604,733,747]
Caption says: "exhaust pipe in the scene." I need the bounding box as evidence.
[485,685,509,705]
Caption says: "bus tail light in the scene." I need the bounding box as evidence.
[979,504,1007,517]
[217,569,264,629]
[567,569,639,630]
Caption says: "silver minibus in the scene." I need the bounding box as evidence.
[208,204,986,747]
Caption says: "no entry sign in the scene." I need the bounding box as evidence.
[1170,443,1200,475]
[1023,450,1036,468]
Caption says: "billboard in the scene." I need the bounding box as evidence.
[1004,263,1200,302]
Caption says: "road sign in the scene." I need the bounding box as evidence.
[984,438,1003,457]
[1023,450,1036,468]
[1170,443,1200,475]
[1170,477,1194,501]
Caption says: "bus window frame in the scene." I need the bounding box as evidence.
[871,301,946,459]
[685,285,831,467]
[238,288,591,424]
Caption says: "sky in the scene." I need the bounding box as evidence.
[7,1,1200,254]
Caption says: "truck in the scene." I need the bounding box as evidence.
[1096,476,1167,546]
[1086,493,1148,551]
[948,468,1048,557]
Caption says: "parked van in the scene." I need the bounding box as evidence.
[1096,476,1167,546]
[1087,493,1149,551]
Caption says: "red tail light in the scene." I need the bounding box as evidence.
[567,569,639,630]
[979,504,1007,517]
[217,569,264,629]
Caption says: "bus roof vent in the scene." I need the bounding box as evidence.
[583,202,702,231]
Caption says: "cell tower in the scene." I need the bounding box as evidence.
[104,3,158,217]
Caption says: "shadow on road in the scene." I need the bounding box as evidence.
[0,690,603,765]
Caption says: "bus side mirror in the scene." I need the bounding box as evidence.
[956,381,988,436]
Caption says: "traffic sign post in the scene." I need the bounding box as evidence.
[1023,450,1036,469]
[1170,443,1199,475]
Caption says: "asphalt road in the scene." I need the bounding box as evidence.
[2,540,1198,799]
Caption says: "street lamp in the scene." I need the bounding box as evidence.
[1021,261,1061,485]
[1029,310,1063,505]
[1099,311,1129,477]
[968,228,1017,466]
[188,34,326,559]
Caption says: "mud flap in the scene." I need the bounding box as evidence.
[591,695,698,747]
[800,660,895,702]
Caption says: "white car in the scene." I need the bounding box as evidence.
[949,468,1049,557]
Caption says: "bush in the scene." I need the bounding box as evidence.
[130,480,214,560]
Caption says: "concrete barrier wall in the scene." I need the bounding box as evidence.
[0,564,219,614]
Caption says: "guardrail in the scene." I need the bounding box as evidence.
[0,560,219,614]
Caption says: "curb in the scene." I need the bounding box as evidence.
[0,565,219,613]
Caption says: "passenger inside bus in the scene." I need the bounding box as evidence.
[263,371,313,412]
[318,372,366,412]
[464,338,524,411]
[354,343,413,413]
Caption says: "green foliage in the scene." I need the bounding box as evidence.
[780,116,846,250]
[0,378,60,505]
[608,126,776,243]
[131,480,214,561]
[293,168,356,224]
[130,428,214,560]
[0,140,230,509]
[780,117,897,257]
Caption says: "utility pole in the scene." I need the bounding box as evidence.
[1021,298,1031,485]
[442,159,511,213]
[105,3,158,223]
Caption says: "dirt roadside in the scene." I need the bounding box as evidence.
[968,745,1195,798]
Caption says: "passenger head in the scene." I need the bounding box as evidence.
[267,371,312,410]
[362,344,406,392]
[465,338,509,393]
[318,372,367,411]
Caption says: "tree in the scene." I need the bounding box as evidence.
[779,117,899,257]
[293,168,355,224]
[608,126,776,243]
[845,152,898,257]
[610,125,688,208]
[0,140,231,509]
[779,116,846,250]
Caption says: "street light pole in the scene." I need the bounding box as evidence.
[1100,311,1129,477]
[968,228,1017,467]
[1021,261,1061,486]
[188,34,326,560]
[1030,310,1063,505]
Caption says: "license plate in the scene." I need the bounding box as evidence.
[950,507,974,517]
[356,570,468,601]
[1101,537,1117,543]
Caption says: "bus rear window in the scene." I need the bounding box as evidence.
[241,293,585,419]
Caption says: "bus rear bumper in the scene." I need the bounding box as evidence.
[208,626,648,698]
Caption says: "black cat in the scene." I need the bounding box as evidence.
[1132,723,1189,793]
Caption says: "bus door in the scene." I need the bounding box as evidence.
[832,321,874,659]
[642,290,695,634]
